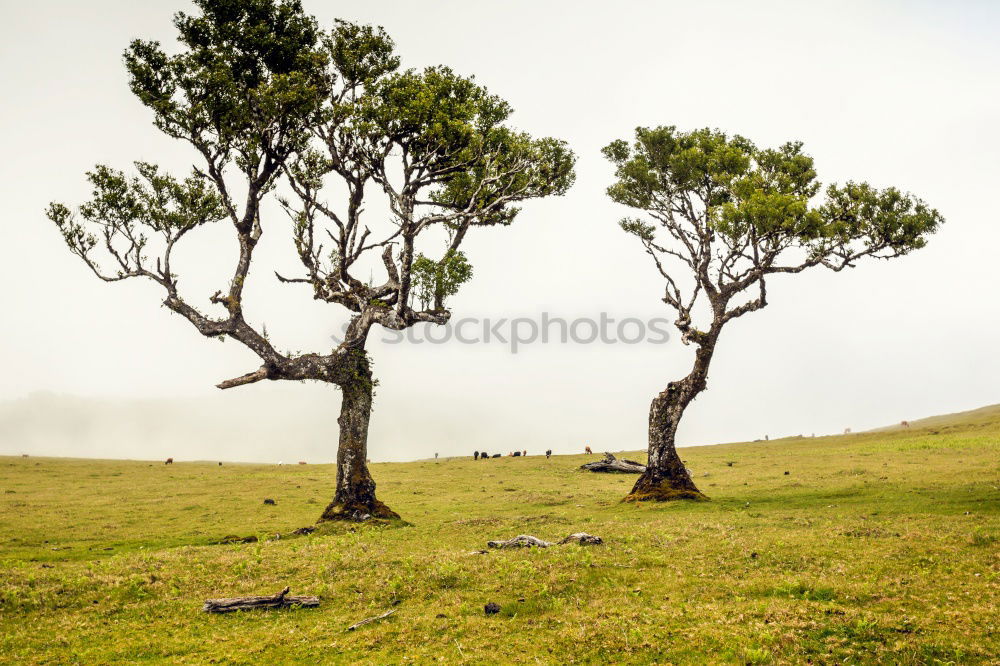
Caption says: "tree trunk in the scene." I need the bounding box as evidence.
[319,364,398,522]
[625,339,715,502]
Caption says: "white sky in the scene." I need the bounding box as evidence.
[1,0,998,462]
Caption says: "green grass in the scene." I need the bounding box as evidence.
[1,409,998,664]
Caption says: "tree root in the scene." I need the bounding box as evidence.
[318,498,400,523]
[624,468,709,502]
[624,484,708,502]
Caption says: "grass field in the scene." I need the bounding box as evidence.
[1,407,998,664]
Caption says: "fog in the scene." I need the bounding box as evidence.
[1,1,998,463]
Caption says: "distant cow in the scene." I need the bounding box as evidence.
[585,446,592,455]
[474,451,480,460]
[522,450,527,456]
[218,462,222,466]
[492,454,501,459]
[298,461,307,465]
[545,449,552,459]
[513,451,521,457]
[901,421,910,428]
[165,457,174,465]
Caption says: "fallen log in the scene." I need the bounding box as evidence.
[487,535,553,549]
[579,452,646,474]
[487,533,604,549]
[202,586,319,613]
[558,532,603,545]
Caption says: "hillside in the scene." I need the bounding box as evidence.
[0,406,998,663]
[873,402,1000,432]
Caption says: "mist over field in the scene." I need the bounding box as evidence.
[0,385,664,463]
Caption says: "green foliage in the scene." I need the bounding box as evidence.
[604,125,942,265]
[325,20,400,89]
[410,250,473,310]
[334,62,576,228]
[46,164,227,275]
[124,0,330,172]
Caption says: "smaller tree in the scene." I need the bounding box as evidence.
[410,250,473,312]
[603,126,942,501]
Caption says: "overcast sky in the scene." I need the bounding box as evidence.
[1,0,998,462]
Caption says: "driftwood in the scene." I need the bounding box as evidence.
[487,533,603,549]
[202,586,319,613]
[347,608,396,631]
[579,452,646,474]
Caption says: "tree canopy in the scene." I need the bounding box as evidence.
[47,0,575,389]
[604,126,942,344]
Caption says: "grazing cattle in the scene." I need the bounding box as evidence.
[844,428,852,434]
[474,451,480,460]
[513,451,521,457]
[165,457,174,465]
[21,454,28,458]
[585,446,593,455]
[545,449,552,459]
[492,454,501,458]
[901,421,910,428]
[218,462,222,466]
[263,498,276,505]
[298,461,307,465]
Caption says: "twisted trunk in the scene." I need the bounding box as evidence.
[625,336,716,502]
[319,359,398,521]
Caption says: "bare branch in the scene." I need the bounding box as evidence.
[217,365,270,390]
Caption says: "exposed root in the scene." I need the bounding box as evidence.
[624,486,709,502]
[625,474,709,503]
[318,498,400,523]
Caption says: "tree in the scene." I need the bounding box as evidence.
[46,0,575,522]
[603,126,941,502]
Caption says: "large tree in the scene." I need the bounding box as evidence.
[46,0,575,521]
[603,126,941,501]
